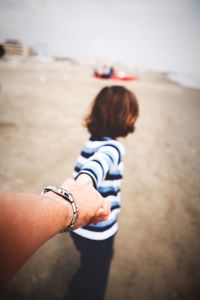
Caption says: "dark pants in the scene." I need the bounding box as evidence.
[64,233,115,300]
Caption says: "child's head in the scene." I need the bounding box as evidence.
[84,85,139,139]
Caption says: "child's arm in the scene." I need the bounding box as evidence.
[74,142,124,223]
[75,173,110,223]
[76,141,124,188]
[75,173,94,186]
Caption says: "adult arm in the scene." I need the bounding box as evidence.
[0,178,110,285]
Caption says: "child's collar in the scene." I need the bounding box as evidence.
[90,136,113,141]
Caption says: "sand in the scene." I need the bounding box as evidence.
[0,59,200,300]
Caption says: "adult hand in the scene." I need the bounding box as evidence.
[61,178,110,229]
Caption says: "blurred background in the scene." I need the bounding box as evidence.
[0,1,200,299]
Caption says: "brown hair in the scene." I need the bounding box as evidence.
[84,85,139,138]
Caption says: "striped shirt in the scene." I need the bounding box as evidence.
[72,136,125,240]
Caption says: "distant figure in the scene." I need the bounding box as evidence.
[94,65,115,79]
[0,45,5,58]
[93,65,138,81]
[65,86,139,300]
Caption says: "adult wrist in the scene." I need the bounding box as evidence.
[43,191,72,229]
[42,186,78,232]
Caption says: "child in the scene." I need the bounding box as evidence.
[65,85,139,300]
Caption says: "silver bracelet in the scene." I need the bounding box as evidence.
[42,185,79,232]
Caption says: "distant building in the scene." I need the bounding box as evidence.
[2,39,30,59]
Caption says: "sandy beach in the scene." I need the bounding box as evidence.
[0,59,200,300]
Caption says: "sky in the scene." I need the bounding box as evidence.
[0,0,200,73]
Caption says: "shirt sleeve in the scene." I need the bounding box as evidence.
[76,141,124,188]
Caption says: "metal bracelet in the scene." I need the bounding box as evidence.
[42,185,79,232]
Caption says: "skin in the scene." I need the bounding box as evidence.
[0,177,110,285]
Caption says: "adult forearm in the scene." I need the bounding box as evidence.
[0,192,69,284]
[0,179,110,284]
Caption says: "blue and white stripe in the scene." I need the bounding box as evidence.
[72,136,125,240]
